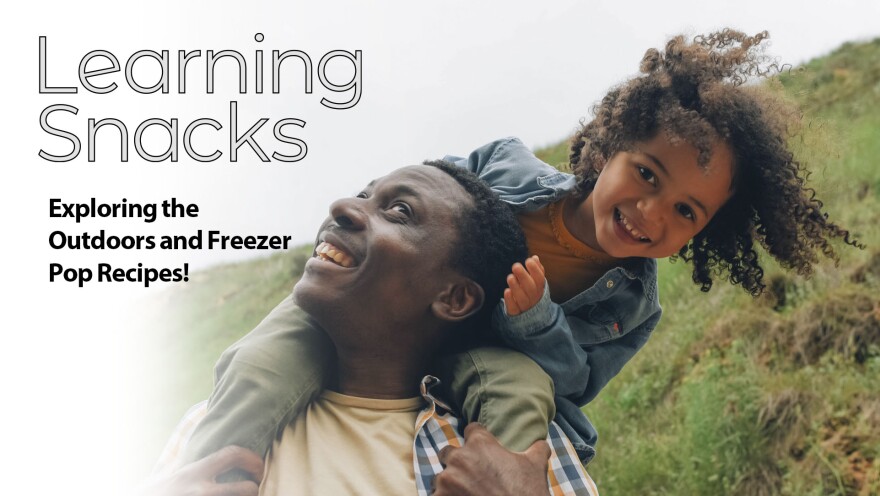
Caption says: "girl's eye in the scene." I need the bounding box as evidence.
[677,204,695,221]
[637,165,656,185]
[390,202,412,217]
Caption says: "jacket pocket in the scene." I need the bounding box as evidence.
[567,304,618,345]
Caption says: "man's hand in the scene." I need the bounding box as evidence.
[138,446,264,496]
[503,256,546,316]
[433,423,551,496]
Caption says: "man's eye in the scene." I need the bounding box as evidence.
[390,202,412,216]
[637,165,656,185]
[677,204,695,221]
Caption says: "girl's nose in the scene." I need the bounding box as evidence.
[638,196,666,225]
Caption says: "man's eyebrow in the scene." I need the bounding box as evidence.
[369,180,424,202]
[355,179,377,195]
[386,184,421,199]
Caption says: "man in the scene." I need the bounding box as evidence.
[145,162,598,495]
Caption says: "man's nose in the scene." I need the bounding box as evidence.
[329,197,367,230]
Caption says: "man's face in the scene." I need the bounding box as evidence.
[293,165,474,333]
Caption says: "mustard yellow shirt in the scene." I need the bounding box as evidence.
[518,196,618,302]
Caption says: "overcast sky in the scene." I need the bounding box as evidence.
[2,1,879,494]
[6,0,879,270]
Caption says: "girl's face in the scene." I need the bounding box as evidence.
[566,133,734,260]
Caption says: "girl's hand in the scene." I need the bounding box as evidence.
[503,256,546,316]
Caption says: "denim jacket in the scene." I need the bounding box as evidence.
[445,137,662,462]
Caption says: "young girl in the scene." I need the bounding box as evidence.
[180,29,859,466]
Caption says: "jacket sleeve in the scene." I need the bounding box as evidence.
[444,137,560,181]
[493,287,661,406]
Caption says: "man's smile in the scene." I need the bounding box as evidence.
[314,241,357,268]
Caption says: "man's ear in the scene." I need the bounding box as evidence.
[431,279,485,322]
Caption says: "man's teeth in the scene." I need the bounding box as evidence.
[314,241,355,267]
[619,212,650,242]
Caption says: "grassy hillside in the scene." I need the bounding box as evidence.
[144,38,880,494]
[550,39,880,495]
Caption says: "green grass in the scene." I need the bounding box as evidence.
[144,38,880,494]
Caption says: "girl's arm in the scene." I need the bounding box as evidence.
[443,137,574,210]
[494,286,661,406]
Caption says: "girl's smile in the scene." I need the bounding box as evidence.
[565,131,735,260]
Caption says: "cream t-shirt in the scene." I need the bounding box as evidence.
[259,390,424,496]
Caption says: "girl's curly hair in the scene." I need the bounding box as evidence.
[570,29,861,296]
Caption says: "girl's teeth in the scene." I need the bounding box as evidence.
[620,213,647,241]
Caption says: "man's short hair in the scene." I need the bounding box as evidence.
[423,160,528,334]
